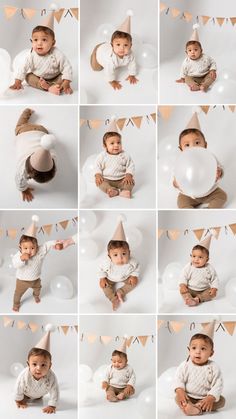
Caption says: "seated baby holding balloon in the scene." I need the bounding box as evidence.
[173,112,227,209]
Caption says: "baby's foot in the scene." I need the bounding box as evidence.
[117,392,125,400]
[24,108,34,116]
[39,78,50,91]
[12,306,20,312]
[116,290,124,303]
[190,84,200,91]
[48,84,61,95]
[107,394,118,402]
[119,190,131,199]
[185,297,200,307]
[34,296,41,304]
[111,296,120,311]
[107,188,119,198]
[183,401,202,416]
[200,84,208,92]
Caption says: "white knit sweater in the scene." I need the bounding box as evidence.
[96,42,137,81]
[175,359,223,402]
[180,53,217,78]
[98,256,140,283]
[95,150,135,181]
[14,367,59,407]
[180,262,219,291]
[104,364,136,389]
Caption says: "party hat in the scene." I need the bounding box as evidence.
[106,118,119,134]
[117,338,127,354]
[200,320,216,340]
[25,215,39,238]
[199,234,212,250]
[117,10,133,34]
[186,112,201,130]
[35,331,50,352]
[41,11,54,31]
[29,134,56,172]
[112,220,126,241]
[189,24,200,42]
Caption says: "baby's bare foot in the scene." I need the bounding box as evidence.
[185,297,200,307]
[48,84,61,95]
[107,394,118,402]
[119,190,131,199]
[34,296,41,304]
[107,188,119,198]
[200,85,208,92]
[12,306,19,312]
[112,296,120,311]
[116,290,124,303]
[117,392,125,400]
[39,78,50,90]
[190,84,200,91]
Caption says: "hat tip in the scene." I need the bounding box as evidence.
[32,215,39,223]
[126,9,133,16]
[192,23,200,29]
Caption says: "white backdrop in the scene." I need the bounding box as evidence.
[80,105,156,209]
[0,105,78,209]
[158,106,236,208]
[80,0,158,104]
[0,0,78,104]
[0,210,77,313]
[79,210,156,313]
[159,0,236,104]
[158,210,236,313]
[0,314,77,418]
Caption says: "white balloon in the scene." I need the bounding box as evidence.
[214,79,236,102]
[80,238,98,259]
[82,154,97,183]
[13,49,30,73]
[174,148,217,197]
[0,48,11,68]
[93,364,109,387]
[79,364,93,382]
[50,275,73,299]
[225,278,236,307]
[158,151,179,185]
[10,362,24,377]
[96,23,116,42]
[4,248,18,269]
[125,226,143,249]
[136,43,157,69]
[218,69,235,81]
[158,367,177,398]
[0,57,11,95]
[137,386,156,419]
[162,262,183,290]
[80,174,87,202]
[80,211,97,233]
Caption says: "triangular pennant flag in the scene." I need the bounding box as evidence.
[223,322,236,336]
[158,229,164,239]
[216,17,225,26]
[160,3,166,13]
[201,15,211,25]
[70,8,79,20]
[59,220,69,230]
[170,321,185,333]
[158,320,164,330]
[43,224,53,235]
[54,8,65,23]
[138,336,149,347]
[3,316,13,327]
[229,223,236,235]
[74,326,78,333]
[193,229,205,241]
[200,106,210,114]
[150,113,156,123]
[80,119,86,127]
[23,8,36,19]
[100,336,113,345]
[211,227,221,239]
[230,17,236,26]
[89,119,103,129]
[7,229,17,239]
[4,6,18,19]
[61,326,70,335]
[29,322,39,333]
[131,116,143,129]
[17,320,26,330]
[87,334,97,343]
[184,12,192,22]
[229,105,236,112]
[159,106,173,120]
[126,336,133,347]
[168,229,181,240]
[116,118,126,131]
[171,8,180,18]
[0,229,3,237]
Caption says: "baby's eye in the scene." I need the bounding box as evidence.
[42,364,46,367]
[122,253,126,256]
[184,144,190,147]
[114,254,118,257]
[33,363,37,366]
[43,39,47,42]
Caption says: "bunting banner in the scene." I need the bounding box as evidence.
[2,316,78,334]
[80,333,155,346]
[80,113,157,130]
[158,223,236,241]
[160,3,236,27]
[3,6,79,21]
[158,320,236,336]
[157,105,236,121]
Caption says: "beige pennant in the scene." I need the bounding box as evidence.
[74,326,78,333]
[7,229,17,239]
[158,229,164,239]
[160,3,166,13]
[168,229,181,240]
[230,17,236,26]
[54,8,65,23]
[87,334,97,343]
[59,220,69,230]
[184,12,192,22]
[3,316,13,327]
[157,320,164,330]
[211,227,221,239]
[229,105,236,112]
[23,8,36,19]
[131,116,143,129]
[201,15,211,25]
[200,106,210,114]
[0,229,3,237]
[150,113,156,123]
[80,119,86,127]
[29,322,39,333]
[126,336,133,347]
[138,336,149,347]
[193,229,204,241]
[17,320,26,330]
[170,321,185,333]
[216,17,225,26]
[229,223,236,235]
[223,322,236,336]
[61,326,70,335]
[116,118,126,131]
[100,335,113,345]
[89,119,103,129]
[71,8,79,20]
[171,8,180,18]
[159,106,173,120]
[4,6,18,19]
[43,224,53,235]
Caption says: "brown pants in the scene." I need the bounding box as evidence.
[101,277,138,302]
[185,73,215,89]
[15,108,48,136]
[175,395,225,413]
[90,43,104,71]
[98,178,134,194]
[177,187,227,209]
[106,385,135,400]
[13,278,41,309]
[181,288,214,304]
[25,72,63,91]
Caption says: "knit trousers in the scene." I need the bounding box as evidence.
[106,385,135,399]
[13,278,41,309]
[101,277,138,302]
[181,287,214,303]
[177,187,227,209]
[98,178,134,194]
[185,73,215,89]
[15,108,48,136]
[25,73,63,91]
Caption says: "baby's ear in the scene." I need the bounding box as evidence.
[27,361,29,366]
[178,145,182,151]
[53,40,56,46]
[204,141,208,148]
[187,346,190,352]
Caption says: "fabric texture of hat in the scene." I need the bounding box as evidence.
[25,215,39,238]
[29,134,56,172]
[41,11,54,31]
[106,119,119,134]
[117,338,127,354]
[35,331,50,352]
[112,220,126,241]
[199,234,212,250]
[117,10,133,34]
[186,112,201,131]
[199,320,215,340]
[189,23,200,42]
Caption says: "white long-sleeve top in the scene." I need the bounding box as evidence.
[95,150,135,181]
[180,53,217,78]
[98,256,140,283]
[175,359,223,402]
[12,241,56,281]
[179,262,219,291]
[15,47,72,81]
[15,130,57,192]
[96,42,137,81]
[104,364,136,389]
[14,367,59,407]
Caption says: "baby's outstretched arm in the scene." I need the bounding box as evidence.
[95,173,104,186]
[22,187,34,202]
[10,79,23,90]
[42,405,56,414]
[175,388,189,409]
[109,80,122,90]
[126,75,139,85]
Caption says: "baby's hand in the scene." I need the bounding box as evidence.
[109,80,122,90]
[42,405,56,414]
[124,385,134,396]
[16,400,28,409]
[10,79,23,90]
[179,284,188,294]
[209,288,217,297]
[175,388,189,409]
[102,381,109,390]
[54,242,64,251]
[99,278,108,288]
[95,173,104,186]
[22,188,34,202]
[198,395,215,412]
[20,253,30,261]
[126,75,139,85]
[173,177,180,189]
[122,174,134,186]
[61,80,73,95]
[128,276,138,286]
[176,78,185,83]
[209,70,217,80]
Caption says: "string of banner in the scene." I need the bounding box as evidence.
[80,113,156,130]
[156,105,236,122]
[2,316,78,335]
[80,333,155,346]
[158,223,236,241]
[2,6,79,22]
[158,320,236,336]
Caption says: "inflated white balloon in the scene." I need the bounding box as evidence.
[0,57,11,95]
[137,386,156,419]
[50,275,73,299]
[80,174,87,202]
[158,367,178,398]
[82,154,98,183]
[96,23,115,42]
[80,211,97,233]
[79,364,93,382]
[174,148,217,197]
[10,362,24,377]
[214,79,236,102]
[136,43,157,69]
[4,248,18,269]
[93,364,109,387]
[13,49,30,72]
[225,278,236,307]
[218,69,235,81]
[0,48,11,68]
[125,226,143,249]
[162,262,183,290]
[80,238,98,259]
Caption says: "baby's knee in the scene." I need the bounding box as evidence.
[129,276,138,286]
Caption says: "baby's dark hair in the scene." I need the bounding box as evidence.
[103,132,122,147]
[32,25,55,40]
[179,128,206,148]
[28,347,52,362]
[25,156,56,183]
[107,240,130,253]
[191,244,209,259]
[186,40,202,50]
[112,349,128,361]
[189,333,214,350]
[111,30,132,44]
[19,234,38,250]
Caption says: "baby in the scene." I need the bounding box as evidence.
[10,13,72,95]
[95,119,135,199]
[98,220,140,311]
[175,322,225,415]
[15,108,57,202]
[14,332,59,413]
[176,24,216,92]
[173,112,227,208]
[179,235,219,307]
[102,339,136,402]
[90,12,138,90]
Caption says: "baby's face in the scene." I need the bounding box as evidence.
[112,355,127,370]
[31,31,55,55]
[189,338,213,365]
[191,249,208,268]
[112,37,132,58]
[28,354,51,380]
[186,43,202,60]
[108,247,130,265]
[105,135,122,155]
[20,241,37,258]
[180,132,207,150]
